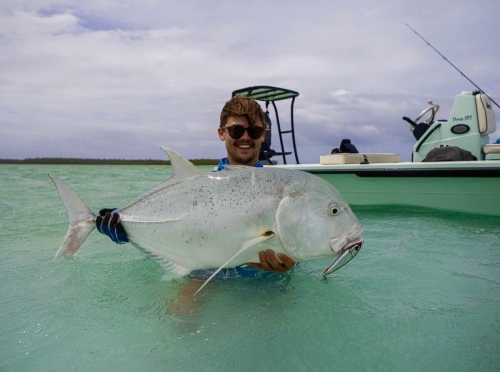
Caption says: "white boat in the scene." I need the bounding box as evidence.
[232,86,500,216]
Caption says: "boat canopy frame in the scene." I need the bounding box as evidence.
[232,86,300,164]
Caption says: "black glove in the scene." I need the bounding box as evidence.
[96,208,129,244]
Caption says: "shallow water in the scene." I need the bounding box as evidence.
[1,165,499,371]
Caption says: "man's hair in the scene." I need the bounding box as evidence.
[220,95,267,128]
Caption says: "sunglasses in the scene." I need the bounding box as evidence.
[221,125,265,140]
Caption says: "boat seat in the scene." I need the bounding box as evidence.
[476,93,496,134]
[483,144,500,160]
[320,153,400,164]
[483,144,500,153]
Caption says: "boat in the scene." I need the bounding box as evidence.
[232,86,500,216]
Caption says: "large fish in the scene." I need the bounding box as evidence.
[50,148,363,293]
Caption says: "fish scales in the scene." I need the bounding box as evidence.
[120,168,293,270]
[50,147,363,283]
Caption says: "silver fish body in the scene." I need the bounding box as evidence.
[51,148,363,280]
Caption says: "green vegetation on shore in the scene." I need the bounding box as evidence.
[0,158,219,165]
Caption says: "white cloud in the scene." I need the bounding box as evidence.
[0,0,499,163]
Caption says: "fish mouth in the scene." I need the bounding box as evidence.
[323,237,363,276]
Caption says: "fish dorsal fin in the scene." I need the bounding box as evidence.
[161,147,199,180]
[120,148,200,210]
[221,164,253,171]
[193,231,276,296]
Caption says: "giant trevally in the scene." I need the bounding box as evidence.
[50,148,363,294]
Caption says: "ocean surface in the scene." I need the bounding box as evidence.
[1,164,499,372]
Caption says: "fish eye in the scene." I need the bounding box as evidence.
[327,204,340,216]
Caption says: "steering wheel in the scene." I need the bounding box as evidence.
[414,100,440,124]
[402,100,440,140]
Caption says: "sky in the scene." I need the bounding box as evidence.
[1,0,499,163]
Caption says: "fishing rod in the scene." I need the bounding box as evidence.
[405,23,500,109]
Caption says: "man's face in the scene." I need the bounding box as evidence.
[218,115,265,166]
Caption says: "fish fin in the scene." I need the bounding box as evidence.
[157,259,191,277]
[161,147,199,179]
[119,148,200,211]
[129,242,192,277]
[49,175,96,258]
[221,164,253,171]
[193,231,276,296]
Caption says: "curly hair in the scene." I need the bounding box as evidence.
[220,95,267,128]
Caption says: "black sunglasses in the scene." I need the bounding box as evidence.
[221,125,265,140]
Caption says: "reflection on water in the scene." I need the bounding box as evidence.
[165,272,294,334]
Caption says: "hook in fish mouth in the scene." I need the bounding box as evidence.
[323,237,363,277]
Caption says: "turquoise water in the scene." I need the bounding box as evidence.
[1,164,499,372]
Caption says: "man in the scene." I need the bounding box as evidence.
[96,95,295,275]
[215,95,295,273]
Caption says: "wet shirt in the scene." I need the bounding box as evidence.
[216,157,263,171]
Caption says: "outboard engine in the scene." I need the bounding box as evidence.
[261,111,272,153]
[259,111,278,164]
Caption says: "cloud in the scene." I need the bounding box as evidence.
[0,1,499,163]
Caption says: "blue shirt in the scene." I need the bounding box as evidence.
[216,157,263,171]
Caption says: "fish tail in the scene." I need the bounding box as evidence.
[49,175,96,258]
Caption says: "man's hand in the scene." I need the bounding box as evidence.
[245,250,295,273]
[95,208,129,244]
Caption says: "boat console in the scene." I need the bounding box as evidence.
[409,91,500,161]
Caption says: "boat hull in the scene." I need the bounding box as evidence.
[271,161,500,216]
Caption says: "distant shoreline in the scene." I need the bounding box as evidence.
[0,158,219,165]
